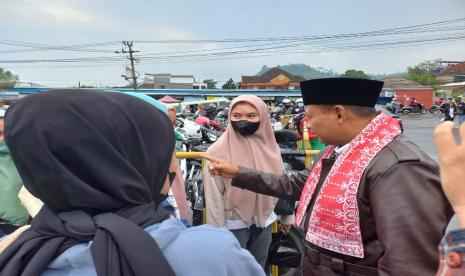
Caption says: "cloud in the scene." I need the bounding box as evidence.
[0,0,111,28]
[37,5,101,25]
[151,26,194,40]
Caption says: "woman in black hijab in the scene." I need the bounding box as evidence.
[0,90,177,275]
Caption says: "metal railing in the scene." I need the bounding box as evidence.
[176,149,320,169]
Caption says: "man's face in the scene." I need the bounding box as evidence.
[304,105,343,145]
[0,118,4,141]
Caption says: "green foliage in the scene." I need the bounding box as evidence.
[257,64,338,79]
[222,78,236,89]
[340,69,370,79]
[452,93,464,101]
[203,79,218,89]
[0,68,19,90]
[405,59,441,91]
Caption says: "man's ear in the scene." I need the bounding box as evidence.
[334,105,346,123]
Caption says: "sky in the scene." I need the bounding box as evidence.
[1,0,465,87]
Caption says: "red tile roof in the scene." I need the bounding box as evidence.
[441,61,465,75]
[382,77,432,90]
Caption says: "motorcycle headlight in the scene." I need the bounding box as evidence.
[208,133,218,142]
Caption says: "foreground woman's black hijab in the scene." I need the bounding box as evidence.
[0,90,176,276]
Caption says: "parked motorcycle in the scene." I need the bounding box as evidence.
[270,107,284,130]
[178,122,222,226]
[185,144,208,226]
[429,105,443,117]
[400,103,427,115]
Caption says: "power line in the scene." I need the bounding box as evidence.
[3,34,464,68]
[0,40,121,54]
[1,17,464,66]
[2,32,464,64]
[1,16,464,53]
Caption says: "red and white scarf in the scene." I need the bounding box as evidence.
[295,114,402,258]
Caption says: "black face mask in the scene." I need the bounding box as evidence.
[159,172,176,202]
[231,120,260,136]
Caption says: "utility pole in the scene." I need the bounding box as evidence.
[115,41,140,90]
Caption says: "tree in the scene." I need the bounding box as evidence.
[406,59,441,91]
[340,69,370,79]
[0,68,19,90]
[203,79,218,89]
[222,78,236,89]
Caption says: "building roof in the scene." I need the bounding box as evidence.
[241,67,305,83]
[148,73,195,78]
[440,61,465,75]
[137,83,155,89]
[382,77,432,90]
[172,75,195,78]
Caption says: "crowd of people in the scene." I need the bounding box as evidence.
[0,78,464,275]
[440,96,465,125]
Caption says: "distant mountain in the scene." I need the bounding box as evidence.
[256,64,406,80]
[256,64,338,79]
[369,72,407,80]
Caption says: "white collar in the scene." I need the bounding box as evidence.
[334,144,350,156]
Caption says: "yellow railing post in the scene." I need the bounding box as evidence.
[202,158,207,225]
[302,120,311,151]
[271,221,279,276]
[279,115,294,127]
[305,150,320,168]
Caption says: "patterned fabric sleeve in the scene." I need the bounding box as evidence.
[437,229,465,275]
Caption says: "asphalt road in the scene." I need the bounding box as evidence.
[400,113,461,231]
[401,113,442,162]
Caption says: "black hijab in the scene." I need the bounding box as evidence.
[0,90,176,276]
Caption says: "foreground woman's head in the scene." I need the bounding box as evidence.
[4,89,175,213]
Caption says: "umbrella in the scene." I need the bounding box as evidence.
[159,95,180,103]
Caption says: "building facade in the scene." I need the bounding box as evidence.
[140,74,207,89]
[439,61,465,83]
[238,67,305,90]
[382,77,434,108]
